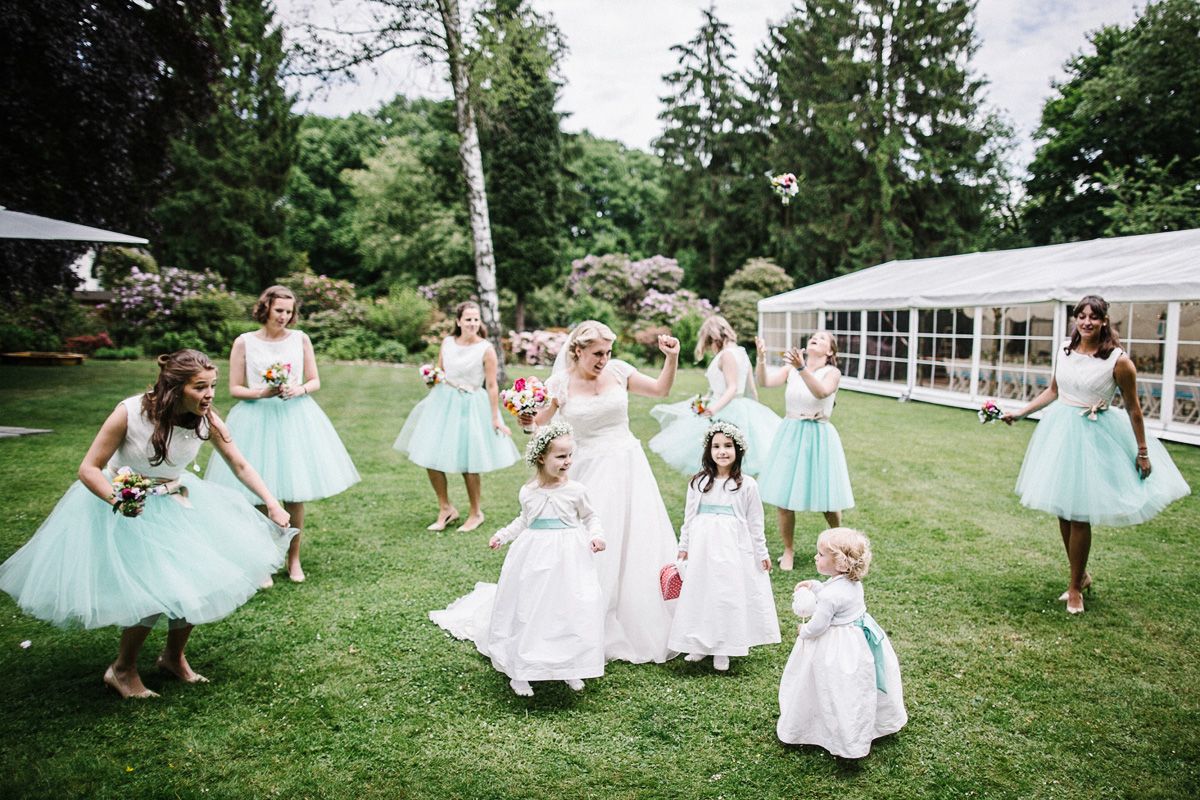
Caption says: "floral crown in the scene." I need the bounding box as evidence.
[705,420,747,452]
[524,420,574,467]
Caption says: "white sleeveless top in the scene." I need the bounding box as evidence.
[547,359,639,451]
[108,396,205,479]
[706,345,753,397]
[241,329,305,389]
[441,336,490,390]
[785,365,837,420]
[1056,340,1122,408]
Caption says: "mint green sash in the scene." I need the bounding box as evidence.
[854,613,888,693]
[529,517,570,530]
[698,503,735,516]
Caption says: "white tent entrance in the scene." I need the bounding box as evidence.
[758,228,1200,446]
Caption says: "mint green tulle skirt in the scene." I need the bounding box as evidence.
[394,383,519,474]
[649,396,781,476]
[758,419,855,512]
[1015,402,1190,526]
[205,394,360,503]
[0,473,294,629]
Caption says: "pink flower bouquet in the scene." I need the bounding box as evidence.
[978,399,1004,424]
[418,363,444,387]
[111,467,153,518]
[770,172,799,205]
[501,376,552,432]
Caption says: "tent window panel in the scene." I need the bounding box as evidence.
[759,312,789,366]
[1173,302,1200,425]
[788,311,819,348]
[916,307,974,391]
[864,309,910,385]
[979,304,1055,400]
[824,311,861,379]
[1096,303,1167,413]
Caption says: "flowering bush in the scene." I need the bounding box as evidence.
[279,271,357,315]
[109,267,226,332]
[638,289,715,325]
[418,275,478,315]
[628,255,683,294]
[507,329,568,366]
[567,254,637,308]
[64,332,114,355]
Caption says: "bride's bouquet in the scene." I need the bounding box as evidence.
[418,363,444,387]
[770,172,799,205]
[501,376,551,433]
[110,467,153,518]
[261,361,291,388]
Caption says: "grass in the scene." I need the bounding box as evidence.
[0,359,1198,799]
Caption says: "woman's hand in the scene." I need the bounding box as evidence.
[590,538,606,553]
[517,412,536,431]
[761,558,772,572]
[677,550,688,560]
[658,334,680,357]
[754,336,766,353]
[783,347,806,370]
[279,383,304,400]
[698,408,713,418]
[493,417,512,437]
[1136,453,1152,479]
[266,503,290,529]
[1001,413,1018,426]
[489,534,503,550]
[261,384,282,399]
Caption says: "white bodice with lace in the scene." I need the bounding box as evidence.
[706,345,753,398]
[1055,341,1122,408]
[785,365,837,419]
[547,360,638,451]
[108,396,205,479]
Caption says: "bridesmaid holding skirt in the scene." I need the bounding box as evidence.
[206,285,360,583]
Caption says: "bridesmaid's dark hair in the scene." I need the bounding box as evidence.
[252,285,299,324]
[690,429,745,493]
[452,301,488,338]
[141,350,216,465]
[1065,295,1121,359]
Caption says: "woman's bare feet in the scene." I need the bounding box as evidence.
[104,663,158,699]
[778,550,794,571]
[458,512,485,532]
[427,507,460,532]
[156,653,209,684]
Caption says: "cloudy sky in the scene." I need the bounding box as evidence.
[282,0,1145,173]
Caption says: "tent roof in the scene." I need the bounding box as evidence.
[0,207,148,244]
[759,228,1200,312]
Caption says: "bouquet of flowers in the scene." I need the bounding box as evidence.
[770,172,799,205]
[261,361,291,388]
[418,363,444,387]
[978,399,1004,424]
[690,393,712,416]
[111,467,153,518]
[501,376,551,432]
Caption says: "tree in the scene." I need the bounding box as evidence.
[753,0,1007,283]
[655,5,765,298]
[1024,0,1200,243]
[0,0,221,294]
[153,0,299,292]
[1096,157,1200,236]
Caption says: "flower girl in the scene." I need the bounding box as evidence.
[668,422,780,671]
[777,528,906,758]
[430,422,607,696]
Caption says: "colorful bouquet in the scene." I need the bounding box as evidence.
[690,393,712,416]
[418,363,444,387]
[502,376,552,432]
[770,172,800,205]
[111,467,153,518]
[261,361,291,388]
[978,399,1004,424]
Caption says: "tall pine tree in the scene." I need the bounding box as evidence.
[153,0,298,291]
[655,6,765,298]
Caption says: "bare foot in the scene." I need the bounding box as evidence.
[458,513,486,533]
[426,507,460,532]
[156,654,209,684]
[778,550,794,571]
[104,663,158,699]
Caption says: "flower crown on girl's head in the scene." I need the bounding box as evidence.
[705,420,747,452]
[524,420,574,467]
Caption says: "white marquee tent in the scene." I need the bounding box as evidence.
[758,228,1200,445]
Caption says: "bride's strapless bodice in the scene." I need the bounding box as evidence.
[548,360,638,450]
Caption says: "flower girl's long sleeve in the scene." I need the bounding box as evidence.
[742,480,768,563]
[677,484,702,553]
[574,486,605,544]
[798,595,837,639]
[493,486,534,545]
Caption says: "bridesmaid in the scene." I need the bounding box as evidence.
[395,301,518,532]
[755,332,855,571]
[0,350,292,698]
[205,285,360,583]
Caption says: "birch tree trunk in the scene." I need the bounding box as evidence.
[436,0,506,382]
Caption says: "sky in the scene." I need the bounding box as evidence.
[281,0,1146,174]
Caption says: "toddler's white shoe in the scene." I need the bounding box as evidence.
[684,653,706,663]
[713,655,730,671]
[509,679,533,696]
[564,678,585,691]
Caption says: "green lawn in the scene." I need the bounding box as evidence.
[1,360,1198,799]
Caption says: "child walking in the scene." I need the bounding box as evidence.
[668,422,780,671]
[777,528,906,758]
[430,421,607,696]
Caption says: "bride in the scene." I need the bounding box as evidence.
[430,321,682,665]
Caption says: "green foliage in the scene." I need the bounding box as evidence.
[671,310,706,364]
[319,327,384,361]
[364,288,433,352]
[564,294,619,329]
[172,290,254,354]
[418,275,480,317]
[90,346,143,360]
[152,0,298,291]
[93,247,159,289]
[1025,0,1200,243]
[0,323,59,353]
[722,258,794,298]
[524,283,572,329]
[278,271,357,315]
[0,290,97,352]
[714,289,761,345]
[153,330,208,355]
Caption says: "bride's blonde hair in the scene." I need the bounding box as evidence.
[566,320,616,363]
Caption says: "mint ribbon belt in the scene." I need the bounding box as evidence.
[698,503,735,516]
[854,613,888,693]
[529,517,570,530]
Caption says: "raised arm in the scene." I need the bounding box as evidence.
[754,336,791,388]
[1114,355,1152,478]
[208,411,290,527]
[786,349,841,399]
[627,335,680,398]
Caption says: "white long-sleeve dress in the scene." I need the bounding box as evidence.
[430,480,607,682]
[667,476,781,657]
[777,575,907,758]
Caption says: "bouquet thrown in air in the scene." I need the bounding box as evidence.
[978,400,1004,424]
[110,467,153,518]
[770,172,799,205]
[501,376,552,432]
[418,363,444,387]
[690,393,712,416]
[261,361,291,388]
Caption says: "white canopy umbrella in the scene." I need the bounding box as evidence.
[0,206,148,244]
